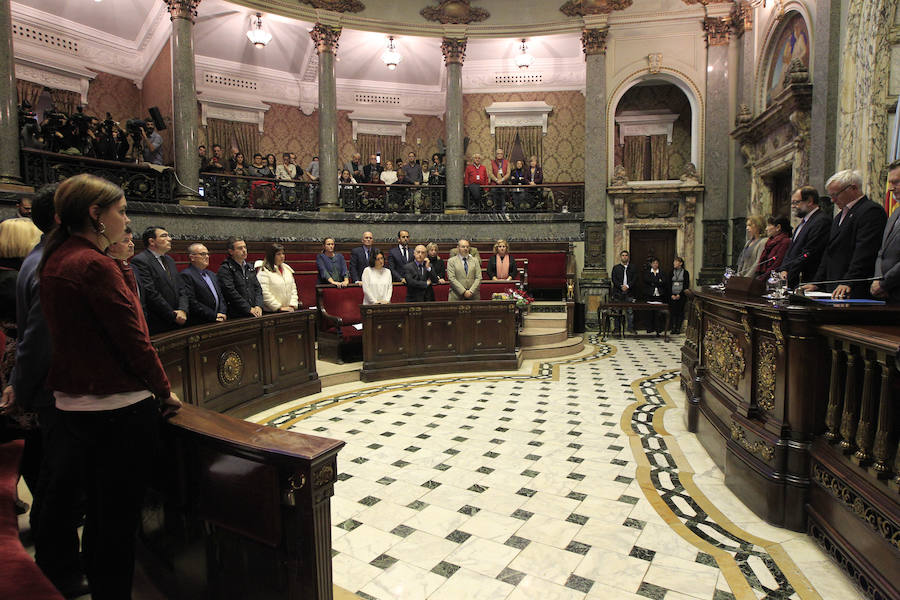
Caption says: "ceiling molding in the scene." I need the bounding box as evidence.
[462,57,585,93]
[348,110,412,141]
[484,101,553,135]
[200,95,270,132]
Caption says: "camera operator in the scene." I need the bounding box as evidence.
[140,118,163,165]
[42,106,73,154]
[94,114,129,162]
[18,101,44,150]
[68,106,93,156]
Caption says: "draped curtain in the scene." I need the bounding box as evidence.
[357,134,401,169]
[494,127,516,162]
[16,80,43,108]
[624,136,646,181]
[207,118,258,160]
[49,89,79,115]
[495,126,542,167]
[649,135,669,180]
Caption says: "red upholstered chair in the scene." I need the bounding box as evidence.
[433,283,450,302]
[0,440,65,600]
[390,283,407,304]
[294,271,320,310]
[519,252,568,298]
[317,285,364,363]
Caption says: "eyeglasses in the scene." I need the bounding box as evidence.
[190,252,209,257]
[828,184,852,199]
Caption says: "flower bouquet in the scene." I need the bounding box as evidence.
[491,288,535,310]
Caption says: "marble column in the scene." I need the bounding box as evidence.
[442,37,466,213]
[698,16,732,284]
[311,24,341,211]
[729,4,751,264]
[581,27,608,281]
[0,0,21,185]
[809,0,840,189]
[166,0,201,204]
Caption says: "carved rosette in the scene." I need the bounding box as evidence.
[166,0,200,22]
[755,338,777,412]
[217,349,244,388]
[703,17,732,47]
[441,37,468,65]
[581,28,608,56]
[561,0,633,17]
[310,24,342,55]
[703,321,745,388]
[300,0,365,12]
[421,1,489,24]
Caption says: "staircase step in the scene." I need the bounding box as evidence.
[523,312,567,328]
[520,335,585,360]
[519,327,568,346]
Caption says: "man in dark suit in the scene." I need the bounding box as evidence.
[403,245,439,302]
[180,243,227,325]
[131,226,189,334]
[217,236,264,319]
[388,229,413,282]
[107,226,146,317]
[803,169,887,299]
[872,160,900,303]
[779,186,831,288]
[642,257,668,335]
[349,231,379,283]
[610,250,637,333]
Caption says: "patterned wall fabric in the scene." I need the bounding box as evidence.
[86,72,141,125]
[140,41,173,165]
[613,84,691,180]
[462,91,585,182]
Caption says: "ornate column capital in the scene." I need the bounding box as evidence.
[441,37,467,65]
[703,16,732,47]
[310,23,342,55]
[166,0,200,22]
[730,1,753,35]
[581,28,608,56]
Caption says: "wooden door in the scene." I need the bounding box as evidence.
[629,229,677,275]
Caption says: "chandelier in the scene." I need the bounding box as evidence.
[515,39,533,70]
[381,36,402,70]
[246,13,272,49]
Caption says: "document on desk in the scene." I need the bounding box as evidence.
[647,301,665,305]
[352,323,363,330]
[803,291,833,298]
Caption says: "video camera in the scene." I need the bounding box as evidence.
[17,101,37,130]
[126,117,148,141]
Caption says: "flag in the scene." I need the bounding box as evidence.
[886,185,898,215]
[889,96,900,215]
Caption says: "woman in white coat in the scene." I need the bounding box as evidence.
[257,243,299,312]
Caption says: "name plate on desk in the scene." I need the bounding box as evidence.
[724,276,765,298]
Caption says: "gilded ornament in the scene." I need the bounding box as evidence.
[741,315,751,339]
[421,1,489,24]
[703,16,732,47]
[217,349,244,387]
[310,24,342,54]
[772,321,784,352]
[166,0,200,21]
[441,38,468,65]
[755,338,777,411]
[314,465,335,487]
[581,28,608,56]
[730,421,775,462]
[703,322,745,388]
[299,0,365,12]
[561,0,633,17]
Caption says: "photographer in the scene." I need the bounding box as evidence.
[140,118,163,165]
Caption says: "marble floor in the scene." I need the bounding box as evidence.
[250,335,866,600]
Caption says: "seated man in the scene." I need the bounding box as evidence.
[217,236,264,318]
[349,231,379,283]
[803,169,887,299]
[447,239,481,301]
[363,154,381,183]
[403,245,439,302]
[180,243,227,325]
[131,226,189,334]
[610,250,636,333]
[344,152,364,182]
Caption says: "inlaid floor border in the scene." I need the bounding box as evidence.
[623,371,822,600]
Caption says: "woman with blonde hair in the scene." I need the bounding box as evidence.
[737,214,768,277]
[0,217,42,380]
[487,239,519,281]
[257,243,299,312]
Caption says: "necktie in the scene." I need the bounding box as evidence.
[402,247,407,262]
[159,256,172,281]
[839,207,849,226]
[365,249,369,263]
[419,263,424,276]
[463,257,468,275]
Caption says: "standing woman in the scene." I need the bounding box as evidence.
[668,256,690,335]
[38,174,180,599]
[361,250,393,304]
[426,242,446,283]
[316,237,349,287]
[257,243,299,312]
[737,215,768,277]
[487,239,519,281]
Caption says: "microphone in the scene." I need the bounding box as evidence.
[757,256,778,267]
[799,276,882,287]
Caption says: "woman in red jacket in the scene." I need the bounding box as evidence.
[38,174,181,600]
[755,216,793,281]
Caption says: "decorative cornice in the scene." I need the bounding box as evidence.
[299,0,365,12]
[703,16,732,47]
[441,37,467,65]
[165,0,200,23]
[310,24,342,55]
[560,0,633,17]
[421,1,490,25]
[581,28,608,55]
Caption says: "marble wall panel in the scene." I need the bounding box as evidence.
[141,41,174,165]
[86,71,141,125]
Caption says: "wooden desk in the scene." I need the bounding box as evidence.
[360,300,518,381]
[598,301,670,342]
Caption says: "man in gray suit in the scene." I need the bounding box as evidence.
[447,239,481,301]
[872,160,900,303]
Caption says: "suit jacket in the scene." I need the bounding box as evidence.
[349,246,379,282]
[403,260,438,302]
[780,208,831,287]
[217,257,264,318]
[131,249,189,334]
[812,196,887,297]
[9,241,52,411]
[875,208,900,302]
[430,257,446,281]
[642,269,668,300]
[486,254,519,281]
[388,246,414,281]
[610,263,637,300]
[447,254,481,301]
[180,265,227,326]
